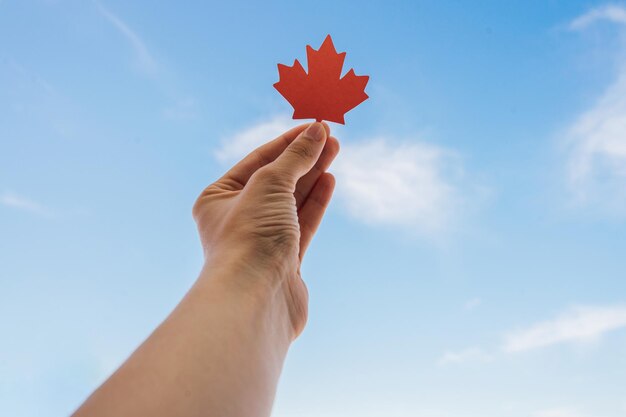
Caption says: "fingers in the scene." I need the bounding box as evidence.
[218,123,309,189]
[218,122,331,190]
[269,122,329,187]
[294,136,340,208]
[298,172,336,260]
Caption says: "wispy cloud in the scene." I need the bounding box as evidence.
[0,192,51,217]
[214,116,474,235]
[534,408,588,417]
[503,305,626,353]
[162,97,199,121]
[93,2,200,121]
[215,115,297,162]
[333,138,465,234]
[565,70,626,212]
[464,297,482,310]
[438,347,492,365]
[442,304,626,362]
[95,1,157,76]
[565,5,626,213]
[569,4,626,30]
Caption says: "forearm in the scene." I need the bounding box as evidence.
[74,121,333,416]
[73,264,293,417]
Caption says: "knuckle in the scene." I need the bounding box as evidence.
[252,149,271,167]
[286,142,314,162]
[191,196,203,220]
[191,184,220,221]
[293,187,306,205]
[253,166,293,188]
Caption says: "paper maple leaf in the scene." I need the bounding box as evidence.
[273,35,369,124]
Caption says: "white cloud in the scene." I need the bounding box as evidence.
[569,4,626,30]
[503,305,626,353]
[438,347,492,365]
[95,1,157,75]
[444,305,626,363]
[565,5,626,213]
[214,116,471,234]
[0,192,51,217]
[333,139,464,234]
[215,115,297,162]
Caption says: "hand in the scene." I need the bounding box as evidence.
[192,122,340,339]
[72,122,339,417]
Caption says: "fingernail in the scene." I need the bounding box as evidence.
[306,123,325,142]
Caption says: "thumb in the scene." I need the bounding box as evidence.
[270,122,328,184]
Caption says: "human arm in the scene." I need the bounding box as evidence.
[72,122,339,417]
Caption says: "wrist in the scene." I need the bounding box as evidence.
[195,257,296,345]
[202,245,296,293]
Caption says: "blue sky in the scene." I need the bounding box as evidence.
[2,1,626,416]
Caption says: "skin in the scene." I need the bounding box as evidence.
[73,122,339,417]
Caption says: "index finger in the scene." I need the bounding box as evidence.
[219,122,330,189]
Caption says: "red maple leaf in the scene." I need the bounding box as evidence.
[273,35,369,124]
